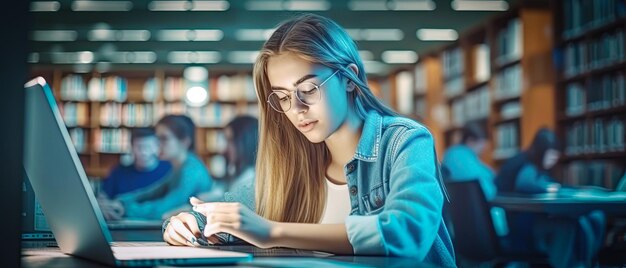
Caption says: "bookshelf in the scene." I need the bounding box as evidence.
[31,68,259,179]
[554,0,626,190]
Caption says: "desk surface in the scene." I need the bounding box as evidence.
[492,191,626,215]
[21,246,434,268]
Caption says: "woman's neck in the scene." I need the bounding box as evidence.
[324,110,363,173]
[171,150,189,169]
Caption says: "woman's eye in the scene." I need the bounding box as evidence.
[279,96,289,102]
[301,88,316,95]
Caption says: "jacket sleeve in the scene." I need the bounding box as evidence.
[345,127,445,260]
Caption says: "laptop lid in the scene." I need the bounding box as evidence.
[23,77,250,266]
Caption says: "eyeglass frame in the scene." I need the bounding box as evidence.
[266,69,340,113]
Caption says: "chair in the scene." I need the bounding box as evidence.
[445,180,548,265]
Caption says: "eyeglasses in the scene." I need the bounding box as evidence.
[266,69,340,113]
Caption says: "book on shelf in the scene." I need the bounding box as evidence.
[60,102,89,127]
[494,64,522,101]
[214,74,257,102]
[495,18,522,66]
[565,82,585,116]
[94,128,130,154]
[499,101,521,120]
[121,103,154,127]
[143,77,160,102]
[100,102,122,127]
[565,117,625,156]
[561,0,626,39]
[562,160,625,190]
[60,75,87,101]
[442,47,465,98]
[494,122,519,159]
[473,43,491,83]
[563,30,624,77]
[69,128,87,153]
[394,70,413,115]
[86,76,128,102]
[205,130,226,154]
[450,85,490,127]
[587,72,625,112]
[163,77,185,102]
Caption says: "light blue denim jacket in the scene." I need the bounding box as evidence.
[163,111,455,266]
[342,111,455,266]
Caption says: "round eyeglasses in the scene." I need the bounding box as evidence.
[266,69,340,113]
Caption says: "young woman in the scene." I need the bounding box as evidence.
[495,128,605,267]
[103,114,214,220]
[163,14,454,266]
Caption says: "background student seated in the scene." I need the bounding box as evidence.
[442,121,496,200]
[164,115,259,218]
[495,128,606,267]
[99,114,214,220]
[100,127,172,199]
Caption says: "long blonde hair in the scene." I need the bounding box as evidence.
[253,14,398,223]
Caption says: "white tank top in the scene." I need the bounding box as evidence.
[320,178,351,224]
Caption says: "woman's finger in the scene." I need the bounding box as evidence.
[203,222,239,237]
[205,212,241,226]
[166,225,189,246]
[178,213,202,238]
[170,217,200,246]
[193,202,241,214]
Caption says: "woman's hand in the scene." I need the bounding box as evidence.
[163,212,221,246]
[190,197,276,248]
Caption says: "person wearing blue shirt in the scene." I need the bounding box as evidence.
[442,122,496,200]
[495,128,605,267]
[162,14,455,267]
[101,127,172,199]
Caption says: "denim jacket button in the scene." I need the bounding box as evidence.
[347,163,355,172]
[349,186,357,196]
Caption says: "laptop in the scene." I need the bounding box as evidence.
[23,77,251,266]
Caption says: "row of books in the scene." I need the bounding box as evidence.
[561,160,625,190]
[561,0,626,39]
[499,101,522,120]
[563,30,625,78]
[60,102,89,127]
[395,70,414,115]
[493,122,519,160]
[493,64,522,101]
[155,103,259,128]
[93,128,131,154]
[565,72,626,116]
[60,75,129,102]
[442,47,464,80]
[564,117,625,156]
[495,18,522,66]
[450,85,490,127]
[99,103,155,127]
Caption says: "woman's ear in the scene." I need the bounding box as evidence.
[346,63,359,92]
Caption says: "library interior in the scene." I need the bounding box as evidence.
[2,0,626,267]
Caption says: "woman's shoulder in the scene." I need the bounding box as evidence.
[380,115,433,142]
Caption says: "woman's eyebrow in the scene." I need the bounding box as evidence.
[270,74,318,91]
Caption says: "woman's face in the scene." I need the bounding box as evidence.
[542,149,560,169]
[266,52,349,143]
[156,124,188,161]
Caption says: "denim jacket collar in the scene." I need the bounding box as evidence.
[354,111,382,162]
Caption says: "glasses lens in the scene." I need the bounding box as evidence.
[267,91,290,112]
[296,83,320,106]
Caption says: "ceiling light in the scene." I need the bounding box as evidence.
[228,51,259,64]
[416,29,458,41]
[148,1,190,11]
[244,0,282,10]
[51,51,94,64]
[168,51,221,64]
[359,50,374,61]
[382,50,418,64]
[31,30,78,42]
[362,29,404,41]
[191,0,229,11]
[71,1,132,11]
[30,1,60,12]
[362,60,389,74]
[184,66,209,82]
[235,29,275,41]
[348,0,435,11]
[284,0,330,11]
[347,0,387,11]
[157,30,222,41]
[109,51,157,64]
[451,0,509,11]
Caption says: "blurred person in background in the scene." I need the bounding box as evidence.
[99,114,213,220]
[495,128,605,267]
[164,115,259,218]
[442,121,496,200]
